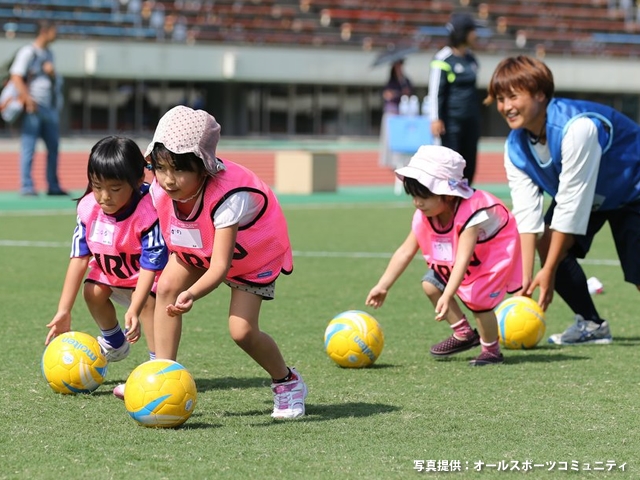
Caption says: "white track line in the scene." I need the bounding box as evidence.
[0,239,622,266]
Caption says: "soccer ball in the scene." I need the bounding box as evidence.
[324,310,385,368]
[41,331,108,394]
[496,296,546,349]
[124,359,197,428]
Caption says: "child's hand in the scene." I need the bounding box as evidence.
[124,311,141,344]
[365,286,388,309]
[166,291,195,317]
[435,297,449,321]
[45,312,71,345]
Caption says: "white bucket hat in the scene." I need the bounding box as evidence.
[395,145,473,199]
[144,105,225,175]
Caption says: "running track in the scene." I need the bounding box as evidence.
[0,148,507,192]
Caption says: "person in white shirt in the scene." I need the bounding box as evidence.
[484,55,640,345]
[9,20,67,196]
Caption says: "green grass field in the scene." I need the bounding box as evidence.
[0,190,638,479]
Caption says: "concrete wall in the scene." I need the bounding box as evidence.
[2,38,640,93]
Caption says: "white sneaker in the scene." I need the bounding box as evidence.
[97,336,130,362]
[113,383,125,400]
[271,367,307,419]
[548,315,613,345]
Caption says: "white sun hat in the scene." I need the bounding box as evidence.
[144,105,225,175]
[395,145,474,199]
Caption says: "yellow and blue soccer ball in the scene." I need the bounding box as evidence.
[496,296,546,349]
[124,359,197,428]
[324,310,385,368]
[41,331,109,394]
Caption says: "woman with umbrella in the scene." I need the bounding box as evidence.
[378,50,416,183]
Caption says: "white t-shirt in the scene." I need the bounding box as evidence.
[150,183,264,229]
[10,44,56,108]
[213,191,264,228]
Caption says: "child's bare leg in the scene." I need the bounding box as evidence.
[474,311,499,344]
[139,295,156,357]
[423,280,480,356]
[83,282,118,330]
[84,282,130,361]
[228,288,288,380]
[468,310,504,366]
[154,254,203,360]
[422,280,465,325]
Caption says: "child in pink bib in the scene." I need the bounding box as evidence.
[46,136,168,377]
[145,106,306,419]
[366,145,522,366]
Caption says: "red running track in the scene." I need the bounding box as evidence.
[0,149,507,192]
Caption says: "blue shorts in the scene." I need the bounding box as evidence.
[545,199,640,285]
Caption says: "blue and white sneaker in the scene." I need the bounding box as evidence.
[97,336,130,362]
[548,315,613,345]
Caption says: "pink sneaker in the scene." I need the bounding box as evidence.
[271,368,307,419]
[113,383,125,400]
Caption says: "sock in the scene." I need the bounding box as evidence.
[272,367,293,383]
[100,324,125,348]
[149,351,156,360]
[451,316,473,339]
[554,256,603,324]
[481,339,500,355]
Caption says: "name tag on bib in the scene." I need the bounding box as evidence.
[170,225,203,248]
[431,237,453,262]
[89,219,115,246]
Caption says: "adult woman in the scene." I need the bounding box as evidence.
[379,58,416,190]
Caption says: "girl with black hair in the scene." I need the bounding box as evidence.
[45,137,168,389]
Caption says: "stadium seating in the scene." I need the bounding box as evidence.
[1,0,640,57]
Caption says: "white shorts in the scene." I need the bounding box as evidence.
[223,280,275,300]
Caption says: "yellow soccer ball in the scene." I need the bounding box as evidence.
[324,310,385,368]
[124,359,197,428]
[41,331,108,394]
[496,296,546,349]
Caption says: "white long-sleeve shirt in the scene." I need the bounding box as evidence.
[505,117,602,236]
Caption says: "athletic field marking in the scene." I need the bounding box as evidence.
[0,239,622,266]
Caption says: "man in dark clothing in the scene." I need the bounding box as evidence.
[426,13,481,184]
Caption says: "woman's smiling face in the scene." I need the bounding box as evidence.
[495,88,547,134]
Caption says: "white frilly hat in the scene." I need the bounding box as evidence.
[144,105,225,175]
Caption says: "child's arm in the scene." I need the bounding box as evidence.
[45,256,90,345]
[166,224,238,316]
[125,221,168,342]
[435,226,479,320]
[124,268,156,344]
[366,231,419,309]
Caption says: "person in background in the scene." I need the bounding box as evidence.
[9,20,67,196]
[485,55,640,345]
[426,13,481,184]
[379,58,416,174]
[382,59,414,116]
[366,145,522,366]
